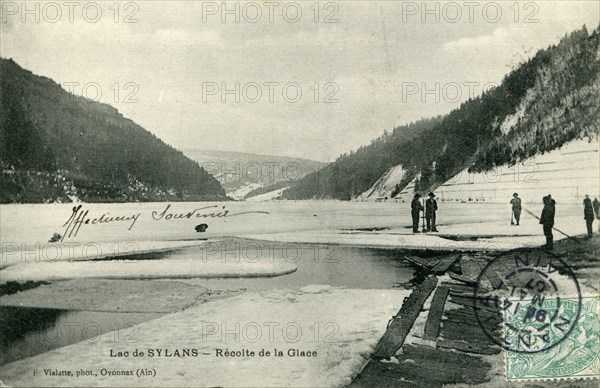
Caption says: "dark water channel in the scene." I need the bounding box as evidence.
[1,240,427,366]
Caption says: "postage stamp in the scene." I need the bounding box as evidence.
[504,295,600,381]
[473,249,599,381]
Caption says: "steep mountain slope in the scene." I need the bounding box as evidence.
[182,149,325,200]
[283,116,442,199]
[436,138,598,203]
[0,58,226,203]
[283,25,600,201]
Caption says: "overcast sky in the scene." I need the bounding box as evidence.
[2,1,598,161]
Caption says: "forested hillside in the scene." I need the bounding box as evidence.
[283,25,600,200]
[0,58,226,203]
[283,117,442,199]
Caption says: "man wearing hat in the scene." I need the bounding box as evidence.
[510,192,522,226]
[425,192,438,232]
[411,193,424,233]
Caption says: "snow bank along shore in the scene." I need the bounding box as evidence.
[0,286,410,387]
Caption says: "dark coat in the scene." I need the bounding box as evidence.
[584,199,594,220]
[540,198,556,227]
[411,198,423,214]
[425,198,438,216]
[510,197,522,210]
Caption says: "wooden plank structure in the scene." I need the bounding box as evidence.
[351,252,504,387]
[430,254,460,274]
[423,285,449,341]
[371,276,438,360]
[448,272,478,285]
[403,255,433,269]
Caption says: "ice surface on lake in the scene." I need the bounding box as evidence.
[1,200,591,265]
[0,258,297,284]
[0,287,410,387]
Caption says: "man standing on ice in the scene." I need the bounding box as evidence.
[510,193,522,225]
[411,193,424,233]
[583,195,594,238]
[540,195,555,250]
[425,192,438,232]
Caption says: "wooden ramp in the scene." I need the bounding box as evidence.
[371,276,438,360]
[423,285,449,341]
[431,254,460,274]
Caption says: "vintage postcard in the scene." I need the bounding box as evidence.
[1,0,599,387]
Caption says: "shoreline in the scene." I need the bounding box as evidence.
[350,235,600,387]
[1,232,597,386]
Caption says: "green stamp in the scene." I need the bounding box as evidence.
[505,296,600,381]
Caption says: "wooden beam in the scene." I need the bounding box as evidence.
[437,338,501,355]
[431,254,461,274]
[448,272,478,285]
[423,286,449,341]
[372,276,438,360]
[404,255,433,269]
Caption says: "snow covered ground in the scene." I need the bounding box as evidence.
[437,139,599,203]
[0,287,410,387]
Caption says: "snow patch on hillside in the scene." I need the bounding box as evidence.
[357,166,419,203]
[358,165,407,201]
[246,187,288,202]
[436,139,599,203]
[394,175,419,202]
[228,183,263,200]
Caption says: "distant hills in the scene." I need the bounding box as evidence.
[183,149,325,200]
[283,25,600,200]
[0,58,226,203]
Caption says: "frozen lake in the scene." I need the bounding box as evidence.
[0,200,594,385]
[0,200,588,264]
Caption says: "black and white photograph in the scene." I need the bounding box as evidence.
[1,0,599,386]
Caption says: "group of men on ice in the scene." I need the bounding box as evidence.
[410,192,438,233]
[512,192,598,250]
[409,191,598,250]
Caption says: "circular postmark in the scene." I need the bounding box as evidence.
[473,249,582,353]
